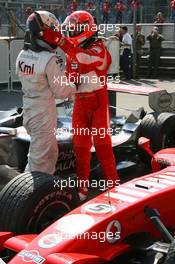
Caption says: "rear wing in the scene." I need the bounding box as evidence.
[107,82,175,114]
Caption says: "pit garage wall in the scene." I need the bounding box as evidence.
[0,37,120,92]
[0,38,67,91]
[0,38,23,92]
[0,39,9,90]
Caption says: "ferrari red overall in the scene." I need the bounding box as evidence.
[61,11,119,198]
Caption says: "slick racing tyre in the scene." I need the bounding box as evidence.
[139,112,175,163]
[0,172,80,234]
[163,238,175,264]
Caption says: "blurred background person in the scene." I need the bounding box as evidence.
[85,1,96,18]
[115,0,125,24]
[147,26,164,78]
[171,0,175,23]
[135,25,145,79]
[120,26,132,79]
[154,11,165,33]
[114,26,123,41]
[70,0,78,14]
[102,0,110,23]
[131,0,143,23]
[154,11,165,23]
[25,6,33,19]
[8,9,17,37]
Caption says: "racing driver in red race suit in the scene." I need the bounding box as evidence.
[56,11,119,200]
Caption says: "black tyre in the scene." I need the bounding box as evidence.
[139,112,175,162]
[163,238,175,264]
[0,172,80,234]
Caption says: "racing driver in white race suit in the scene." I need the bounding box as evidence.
[16,11,77,175]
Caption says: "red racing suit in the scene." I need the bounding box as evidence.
[57,37,119,190]
[171,0,175,10]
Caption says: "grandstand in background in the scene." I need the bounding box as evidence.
[0,0,172,37]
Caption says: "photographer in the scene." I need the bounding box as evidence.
[147,26,164,78]
[135,25,145,79]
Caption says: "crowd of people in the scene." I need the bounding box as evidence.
[55,0,175,24]
[0,0,173,27]
[0,0,166,80]
[116,24,164,79]
[45,0,170,25]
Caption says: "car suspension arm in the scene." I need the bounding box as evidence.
[144,207,174,243]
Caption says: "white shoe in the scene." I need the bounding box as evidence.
[78,192,87,202]
[78,187,88,201]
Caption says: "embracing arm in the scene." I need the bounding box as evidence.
[45,56,76,99]
[56,32,105,72]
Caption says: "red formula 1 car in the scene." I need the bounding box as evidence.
[0,140,175,264]
[1,84,175,236]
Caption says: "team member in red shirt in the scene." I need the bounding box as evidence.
[131,0,142,23]
[70,0,77,14]
[171,0,175,22]
[115,0,125,24]
[102,0,110,23]
[85,1,96,18]
[131,0,139,9]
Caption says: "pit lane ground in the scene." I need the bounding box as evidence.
[0,77,175,190]
[0,78,174,112]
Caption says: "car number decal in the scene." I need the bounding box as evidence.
[84,203,116,214]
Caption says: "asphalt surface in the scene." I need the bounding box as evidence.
[0,78,175,112]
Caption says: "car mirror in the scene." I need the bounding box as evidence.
[138,137,154,157]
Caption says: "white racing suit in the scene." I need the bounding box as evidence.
[16,49,76,175]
